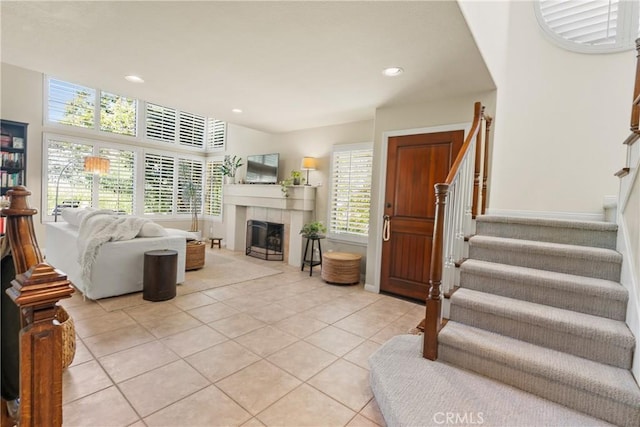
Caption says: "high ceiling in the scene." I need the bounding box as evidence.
[0,1,494,134]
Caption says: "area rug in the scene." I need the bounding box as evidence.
[96,250,283,312]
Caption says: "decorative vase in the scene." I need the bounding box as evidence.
[293,178,300,185]
[225,176,236,184]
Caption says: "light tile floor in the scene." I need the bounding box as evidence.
[60,249,424,427]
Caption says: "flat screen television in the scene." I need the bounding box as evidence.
[245,153,279,184]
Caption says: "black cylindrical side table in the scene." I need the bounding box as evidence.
[143,249,178,302]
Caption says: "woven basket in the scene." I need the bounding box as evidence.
[186,240,205,270]
[55,305,76,369]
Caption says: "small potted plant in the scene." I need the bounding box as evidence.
[300,221,326,238]
[291,170,303,186]
[221,155,243,184]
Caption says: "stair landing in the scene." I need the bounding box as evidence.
[369,335,613,427]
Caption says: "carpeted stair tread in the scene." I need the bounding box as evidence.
[450,288,634,368]
[469,235,621,281]
[369,334,613,427]
[476,216,617,249]
[439,322,640,410]
[461,260,627,320]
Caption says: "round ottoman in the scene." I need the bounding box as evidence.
[321,252,362,285]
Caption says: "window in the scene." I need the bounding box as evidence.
[45,137,94,215]
[144,153,175,215]
[205,157,224,218]
[207,119,227,152]
[48,79,95,129]
[535,0,640,53]
[177,158,204,215]
[328,143,373,243]
[44,135,136,217]
[97,147,136,214]
[47,77,138,135]
[100,92,137,136]
[145,103,208,149]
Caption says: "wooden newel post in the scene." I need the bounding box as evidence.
[423,183,448,361]
[481,116,493,215]
[472,106,485,218]
[2,186,74,427]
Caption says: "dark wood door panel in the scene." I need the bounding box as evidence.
[381,129,464,301]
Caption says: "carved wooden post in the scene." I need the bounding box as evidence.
[481,117,493,215]
[3,186,74,427]
[631,38,640,133]
[423,183,448,360]
[471,105,485,218]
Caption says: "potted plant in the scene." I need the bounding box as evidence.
[291,170,303,186]
[280,178,292,197]
[179,164,202,233]
[221,155,243,184]
[300,221,326,238]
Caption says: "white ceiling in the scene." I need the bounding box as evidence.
[0,1,495,134]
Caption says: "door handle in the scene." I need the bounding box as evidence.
[382,215,391,242]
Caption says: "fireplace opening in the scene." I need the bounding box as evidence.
[246,220,284,261]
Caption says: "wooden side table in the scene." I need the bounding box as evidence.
[301,234,324,276]
[143,249,178,301]
[321,252,362,285]
[210,237,223,249]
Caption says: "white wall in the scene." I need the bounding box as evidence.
[1,63,45,242]
[467,1,631,217]
[366,91,497,292]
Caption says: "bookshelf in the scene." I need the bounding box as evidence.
[1,119,28,197]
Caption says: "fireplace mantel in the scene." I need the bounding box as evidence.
[223,184,316,210]
[223,184,316,266]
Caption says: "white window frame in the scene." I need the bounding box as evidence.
[327,142,374,245]
[204,156,225,221]
[41,133,141,222]
[534,0,640,54]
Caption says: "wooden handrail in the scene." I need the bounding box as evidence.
[423,102,488,360]
[2,186,74,426]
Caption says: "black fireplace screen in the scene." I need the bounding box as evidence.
[246,220,284,261]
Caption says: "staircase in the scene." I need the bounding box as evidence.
[370,215,640,427]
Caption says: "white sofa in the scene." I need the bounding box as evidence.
[45,222,187,300]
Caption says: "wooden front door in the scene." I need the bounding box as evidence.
[380,130,464,301]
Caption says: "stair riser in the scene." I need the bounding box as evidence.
[460,270,627,320]
[469,246,621,281]
[476,222,617,250]
[449,305,633,369]
[439,344,639,427]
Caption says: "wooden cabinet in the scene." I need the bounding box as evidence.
[1,119,28,196]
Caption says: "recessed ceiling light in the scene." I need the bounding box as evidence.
[382,67,404,77]
[124,75,144,83]
[232,108,243,114]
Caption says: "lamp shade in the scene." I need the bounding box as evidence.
[301,157,317,170]
[84,156,110,175]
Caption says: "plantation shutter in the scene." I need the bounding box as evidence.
[177,158,204,214]
[45,138,94,216]
[207,119,226,151]
[145,103,177,143]
[100,91,137,136]
[178,112,206,148]
[329,143,373,240]
[144,153,175,214]
[205,158,224,218]
[47,79,96,128]
[537,0,639,52]
[98,147,136,214]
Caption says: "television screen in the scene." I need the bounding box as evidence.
[246,153,279,184]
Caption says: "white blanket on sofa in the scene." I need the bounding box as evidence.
[77,210,149,289]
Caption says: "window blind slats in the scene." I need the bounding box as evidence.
[144,153,175,214]
[207,119,226,151]
[145,103,177,143]
[177,158,204,214]
[48,79,95,128]
[178,112,206,148]
[98,147,136,214]
[329,146,373,239]
[46,138,94,215]
[205,159,224,217]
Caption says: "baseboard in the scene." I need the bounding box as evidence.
[485,208,605,222]
[364,283,378,294]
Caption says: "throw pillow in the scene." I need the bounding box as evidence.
[137,222,168,237]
